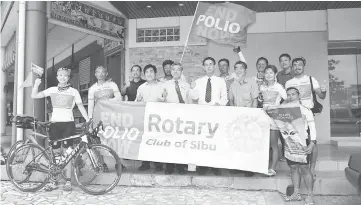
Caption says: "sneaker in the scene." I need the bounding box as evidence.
[44,182,58,192]
[265,169,277,177]
[63,181,72,192]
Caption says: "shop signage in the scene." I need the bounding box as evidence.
[48,1,125,42]
[104,38,124,56]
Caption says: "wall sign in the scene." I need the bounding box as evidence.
[104,39,124,56]
[48,1,125,42]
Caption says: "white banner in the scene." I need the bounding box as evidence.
[140,102,270,174]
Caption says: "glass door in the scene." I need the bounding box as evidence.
[328,54,361,137]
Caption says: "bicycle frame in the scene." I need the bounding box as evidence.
[19,133,99,178]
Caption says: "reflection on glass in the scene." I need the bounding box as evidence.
[328,55,361,137]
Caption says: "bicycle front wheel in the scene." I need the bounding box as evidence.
[6,140,26,178]
[7,143,50,192]
[74,144,122,195]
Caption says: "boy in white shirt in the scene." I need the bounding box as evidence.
[32,67,90,191]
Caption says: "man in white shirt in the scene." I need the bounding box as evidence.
[135,64,164,172]
[162,63,190,174]
[285,57,327,178]
[190,57,228,106]
[189,57,228,176]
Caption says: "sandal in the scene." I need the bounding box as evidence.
[283,193,302,202]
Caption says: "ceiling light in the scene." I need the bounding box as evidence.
[146,5,152,8]
[179,3,184,6]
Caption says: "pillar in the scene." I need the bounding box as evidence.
[0,47,7,136]
[23,2,47,122]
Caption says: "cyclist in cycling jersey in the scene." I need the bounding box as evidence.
[87,65,121,171]
[32,67,90,191]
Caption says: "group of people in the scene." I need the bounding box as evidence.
[31,46,326,204]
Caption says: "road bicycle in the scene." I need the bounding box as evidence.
[7,119,122,195]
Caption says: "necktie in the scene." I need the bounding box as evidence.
[175,81,185,104]
[205,78,212,103]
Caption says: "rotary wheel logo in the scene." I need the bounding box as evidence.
[55,95,67,105]
[226,116,266,155]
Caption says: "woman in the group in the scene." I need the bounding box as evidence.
[259,65,287,176]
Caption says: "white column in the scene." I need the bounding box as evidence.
[16,1,26,141]
[0,47,7,136]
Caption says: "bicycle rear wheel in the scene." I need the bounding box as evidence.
[74,144,122,195]
[7,143,50,192]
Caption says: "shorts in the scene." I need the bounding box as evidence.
[286,139,311,166]
[49,122,76,149]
